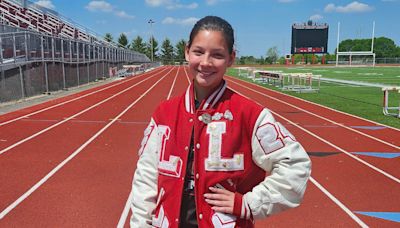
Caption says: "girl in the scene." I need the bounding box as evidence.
[131,16,311,228]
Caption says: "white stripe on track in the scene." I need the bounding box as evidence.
[167,66,180,100]
[0,67,168,127]
[117,66,180,227]
[226,77,400,150]
[229,85,400,184]
[0,68,173,220]
[0,68,171,156]
[309,177,368,228]
[183,66,191,84]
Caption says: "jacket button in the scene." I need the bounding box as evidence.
[195,173,199,179]
[199,213,203,219]
[198,116,203,121]
[184,146,189,151]
[196,143,200,149]
[189,118,193,122]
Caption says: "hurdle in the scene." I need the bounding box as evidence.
[282,73,321,93]
[382,87,400,118]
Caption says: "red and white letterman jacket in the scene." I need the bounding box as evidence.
[130,80,311,228]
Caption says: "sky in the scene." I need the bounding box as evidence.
[32,0,400,57]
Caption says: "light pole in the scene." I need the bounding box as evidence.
[148,19,155,62]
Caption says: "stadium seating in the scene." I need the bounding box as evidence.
[0,0,93,42]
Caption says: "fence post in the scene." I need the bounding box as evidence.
[0,35,3,63]
[61,39,66,90]
[76,41,80,86]
[24,32,28,62]
[19,65,25,98]
[41,35,49,94]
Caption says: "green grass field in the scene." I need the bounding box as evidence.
[227,66,400,129]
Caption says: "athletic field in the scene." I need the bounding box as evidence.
[228,66,400,129]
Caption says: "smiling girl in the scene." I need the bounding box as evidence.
[130,16,311,228]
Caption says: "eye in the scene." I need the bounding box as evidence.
[213,53,225,59]
[192,50,203,56]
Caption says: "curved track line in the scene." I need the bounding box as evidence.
[226,77,400,150]
[0,67,169,127]
[229,86,400,184]
[0,68,173,156]
[227,75,400,132]
[0,68,173,220]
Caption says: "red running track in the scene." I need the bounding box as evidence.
[0,66,399,227]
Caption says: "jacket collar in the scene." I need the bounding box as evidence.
[185,80,227,114]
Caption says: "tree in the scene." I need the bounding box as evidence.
[104,33,113,43]
[265,46,279,64]
[175,39,187,63]
[130,36,146,54]
[160,38,174,65]
[118,33,128,48]
[146,37,159,61]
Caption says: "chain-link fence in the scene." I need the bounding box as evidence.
[1,25,152,103]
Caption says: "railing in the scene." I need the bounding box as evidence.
[0,24,151,103]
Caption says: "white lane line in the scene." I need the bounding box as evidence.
[226,77,400,150]
[228,76,400,133]
[0,68,172,220]
[309,177,368,228]
[183,66,191,84]
[167,66,180,100]
[0,68,173,156]
[117,191,133,228]
[229,86,400,184]
[0,67,168,127]
[117,66,179,227]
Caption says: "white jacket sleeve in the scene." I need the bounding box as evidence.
[130,118,160,227]
[244,109,311,219]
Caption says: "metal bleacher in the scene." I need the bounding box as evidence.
[0,0,152,103]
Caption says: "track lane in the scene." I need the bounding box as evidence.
[226,78,400,180]
[0,68,171,154]
[0,67,176,220]
[0,66,179,227]
[0,67,168,126]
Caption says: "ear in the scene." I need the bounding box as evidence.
[185,45,190,62]
[227,50,236,67]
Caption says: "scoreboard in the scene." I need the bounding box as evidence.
[291,22,328,54]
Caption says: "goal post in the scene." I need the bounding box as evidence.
[335,21,376,67]
[336,51,376,67]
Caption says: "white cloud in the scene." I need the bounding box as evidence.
[115,11,135,19]
[205,0,231,5]
[381,0,398,2]
[34,0,55,10]
[309,14,323,21]
[167,2,198,9]
[86,1,135,20]
[324,1,374,13]
[85,0,113,12]
[146,0,198,9]
[162,17,199,26]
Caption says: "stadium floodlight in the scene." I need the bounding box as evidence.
[148,19,155,62]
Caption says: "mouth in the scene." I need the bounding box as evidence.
[197,70,215,77]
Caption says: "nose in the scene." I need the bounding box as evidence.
[200,54,212,66]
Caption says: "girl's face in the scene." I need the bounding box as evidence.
[185,30,235,92]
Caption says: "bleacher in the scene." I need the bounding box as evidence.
[0,0,95,42]
[0,0,152,103]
